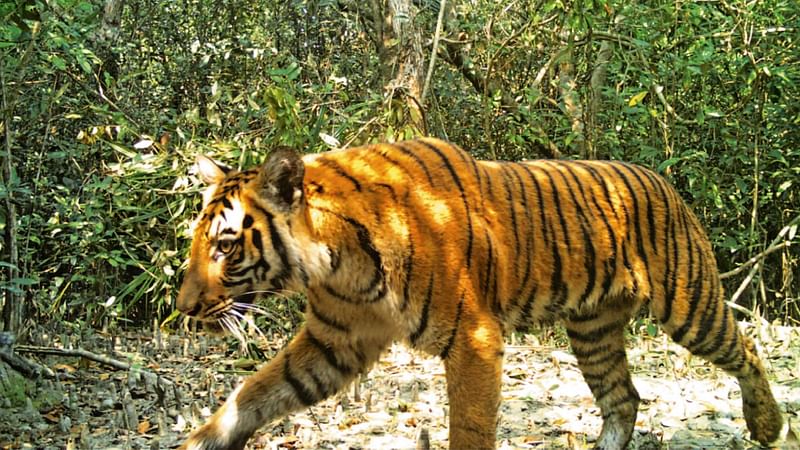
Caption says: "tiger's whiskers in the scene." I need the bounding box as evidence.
[229,309,269,345]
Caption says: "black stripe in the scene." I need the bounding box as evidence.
[606,163,649,271]
[251,228,264,253]
[242,214,254,229]
[482,227,494,303]
[410,274,434,346]
[482,164,495,203]
[322,283,359,303]
[712,326,742,369]
[393,143,435,185]
[225,235,269,282]
[345,218,384,294]
[264,209,292,288]
[592,374,629,401]
[600,387,640,415]
[541,167,572,251]
[400,240,415,312]
[225,236,246,266]
[554,162,597,308]
[517,286,538,327]
[308,369,333,399]
[451,141,482,184]
[623,164,658,253]
[373,182,398,202]
[579,351,627,381]
[221,276,251,287]
[247,230,267,279]
[570,341,611,359]
[313,207,385,297]
[440,296,464,359]
[572,162,617,296]
[568,311,600,322]
[671,232,704,344]
[284,353,317,406]
[669,203,695,339]
[416,140,474,267]
[220,227,237,235]
[691,278,725,354]
[515,164,546,324]
[306,329,354,375]
[318,158,362,191]
[329,248,341,273]
[372,148,421,184]
[498,164,520,259]
[565,321,622,343]
[222,197,233,209]
[522,165,565,316]
[308,301,350,332]
[508,165,533,301]
[521,164,549,247]
[659,188,680,324]
[581,348,627,367]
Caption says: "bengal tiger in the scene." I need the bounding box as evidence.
[175,137,782,450]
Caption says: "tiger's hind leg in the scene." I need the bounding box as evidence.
[442,311,505,450]
[657,291,783,445]
[565,309,639,450]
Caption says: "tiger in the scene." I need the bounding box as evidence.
[175,137,783,450]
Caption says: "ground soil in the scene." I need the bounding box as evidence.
[1,322,798,450]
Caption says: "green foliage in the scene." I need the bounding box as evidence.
[0,0,797,332]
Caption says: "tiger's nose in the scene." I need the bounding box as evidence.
[177,299,203,317]
[185,303,203,317]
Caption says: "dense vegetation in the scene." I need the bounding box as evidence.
[1,0,798,337]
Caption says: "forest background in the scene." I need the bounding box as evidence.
[0,0,798,338]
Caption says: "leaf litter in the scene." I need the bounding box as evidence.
[0,322,798,449]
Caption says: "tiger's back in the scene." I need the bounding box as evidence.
[177,138,782,450]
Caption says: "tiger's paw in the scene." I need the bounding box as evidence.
[178,424,248,450]
[744,405,784,446]
[742,388,783,445]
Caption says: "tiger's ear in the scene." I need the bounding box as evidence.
[255,147,305,212]
[196,155,229,185]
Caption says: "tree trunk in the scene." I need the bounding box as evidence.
[558,45,587,157]
[586,38,614,160]
[0,58,21,333]
[381,0,427,134]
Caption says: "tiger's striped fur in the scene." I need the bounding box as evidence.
[176,138,782,450]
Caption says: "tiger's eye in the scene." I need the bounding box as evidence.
[217,239,235,254]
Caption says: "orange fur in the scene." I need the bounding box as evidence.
[176,138,782,450]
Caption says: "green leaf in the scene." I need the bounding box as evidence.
[12,277,38,286]
[657,157,681,173]
[628,91,648,107]
[695,109,705,125]
[75,52,92,74]
[51,56,67,71]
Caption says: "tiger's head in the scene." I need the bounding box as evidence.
[176,149,311,330]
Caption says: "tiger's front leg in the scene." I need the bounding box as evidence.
[180,325,383,450]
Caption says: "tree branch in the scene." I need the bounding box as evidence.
[721,215,799,280]
[421,0,446,104]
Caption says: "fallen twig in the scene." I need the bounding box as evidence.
[15,345,173,387]
[0,348,56,379]
[720,217,798,280]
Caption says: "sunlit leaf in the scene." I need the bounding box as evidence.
[628,91,648,107]
[319,132,340,148]
[134,139,154,150]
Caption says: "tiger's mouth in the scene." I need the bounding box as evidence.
[188,291,274,346]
